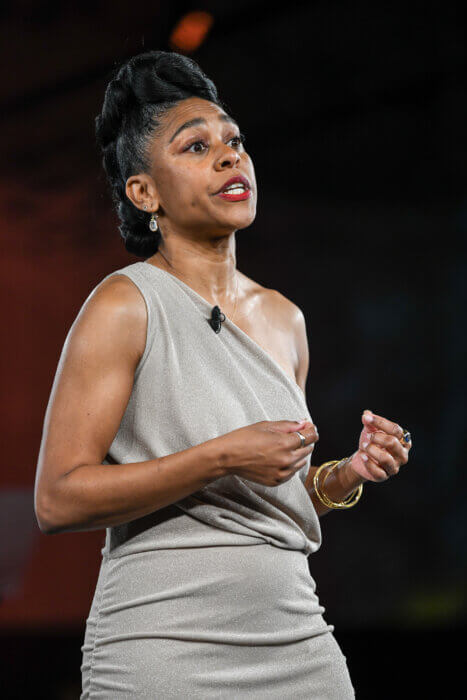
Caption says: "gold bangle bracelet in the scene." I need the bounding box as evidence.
[322,457,362,505]
[313,458,363,509]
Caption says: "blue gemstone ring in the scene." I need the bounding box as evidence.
[400,429,411,446]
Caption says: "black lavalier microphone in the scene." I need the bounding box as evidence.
[208,305,226,333]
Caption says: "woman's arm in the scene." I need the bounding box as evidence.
[305,460,366,517]
[34,275,226,535]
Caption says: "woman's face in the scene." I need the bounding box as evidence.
[127,96,257,239]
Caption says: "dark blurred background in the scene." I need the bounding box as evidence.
[1,0,465,697]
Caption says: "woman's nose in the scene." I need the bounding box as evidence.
[217,147,240,169]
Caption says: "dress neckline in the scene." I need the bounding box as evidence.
[141,260,304,397]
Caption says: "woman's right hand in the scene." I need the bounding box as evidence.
[217,420,318,486]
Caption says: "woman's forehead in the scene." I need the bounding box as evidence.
[160,99,233,139]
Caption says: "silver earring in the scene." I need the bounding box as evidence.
[149,212,158,232]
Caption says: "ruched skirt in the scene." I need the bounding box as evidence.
[80,543,355,698]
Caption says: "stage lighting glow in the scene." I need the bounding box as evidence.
[169,11,214,53]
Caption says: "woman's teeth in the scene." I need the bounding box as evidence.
[223,185,246,194]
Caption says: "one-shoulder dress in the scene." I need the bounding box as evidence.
[80,261,355,698]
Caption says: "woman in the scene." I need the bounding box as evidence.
[35,50,412,698]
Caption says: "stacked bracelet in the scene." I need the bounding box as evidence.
[312,457,363,509]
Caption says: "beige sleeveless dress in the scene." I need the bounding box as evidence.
[80,261,355,698]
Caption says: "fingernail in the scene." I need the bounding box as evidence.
[362,441,369,448]
[361,453,368,462]
[363,413,374,422]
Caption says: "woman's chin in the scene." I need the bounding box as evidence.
[226,216,256,232]
[226,207,257,229]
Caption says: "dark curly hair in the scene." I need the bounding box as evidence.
[95,50,224,257]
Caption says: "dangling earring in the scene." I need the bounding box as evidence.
[149,212,158,232]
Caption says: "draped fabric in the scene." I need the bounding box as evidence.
[80,261,355,698]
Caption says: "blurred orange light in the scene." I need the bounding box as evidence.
[169,11,214,53]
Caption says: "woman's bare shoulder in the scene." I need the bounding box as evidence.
[239,270,303,324]
[85,273,147,326]
[89,271,146,308]
[69,272,148,371]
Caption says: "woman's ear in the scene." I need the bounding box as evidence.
[125,173,159,213]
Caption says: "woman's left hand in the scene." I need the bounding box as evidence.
[349,409,412,482]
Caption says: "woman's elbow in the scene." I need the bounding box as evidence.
[34,482,70,535]
[35,496,59,534]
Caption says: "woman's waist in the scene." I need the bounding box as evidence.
[103,500,317,559]
[93,543,331,645]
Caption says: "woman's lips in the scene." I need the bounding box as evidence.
[216,189,252,201]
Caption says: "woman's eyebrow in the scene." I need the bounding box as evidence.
[168,114,239,144]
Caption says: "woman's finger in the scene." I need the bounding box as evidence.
[353,450,389,482]
[363,430,409,466]
[361,442,399,476]
[361,409,406,443]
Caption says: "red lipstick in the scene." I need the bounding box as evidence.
[217,189,252,201]
[215,174,252,201]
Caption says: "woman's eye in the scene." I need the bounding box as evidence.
[185,133,246,153]
[230,134,245,146]
[186,139,207,153]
